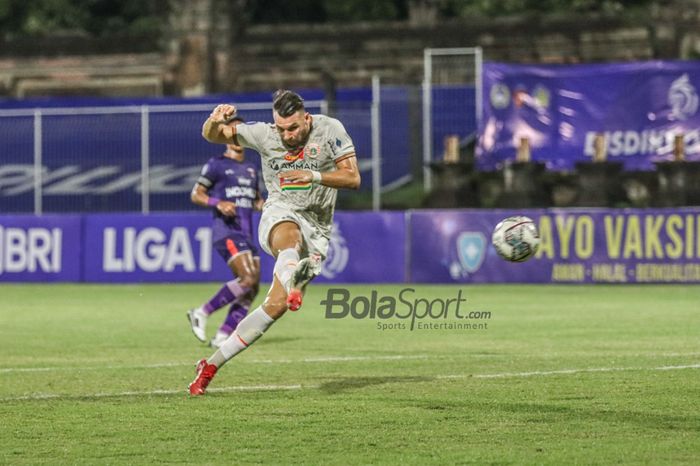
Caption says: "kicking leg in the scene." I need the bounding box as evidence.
[188,274,288,395]
[188,223,300,395]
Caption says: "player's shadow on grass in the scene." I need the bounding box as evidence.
[497,402,700,433]
[319,376,432,394]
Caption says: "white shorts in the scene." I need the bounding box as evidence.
[258,203,331,260]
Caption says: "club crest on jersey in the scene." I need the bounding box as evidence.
[307,143,320,158]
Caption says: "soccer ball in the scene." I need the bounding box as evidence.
[492,216,540,262]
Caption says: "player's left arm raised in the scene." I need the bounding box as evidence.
[279,155,361,190]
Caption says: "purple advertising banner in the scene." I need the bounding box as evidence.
[259,211,406,284]
[0,215,82,282]
[410,208,700,284]
[83,213,231,283]
[6,209,699,284]
[478,60,700,171]
[83,211,406,283]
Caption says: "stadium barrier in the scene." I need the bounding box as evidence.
[1,208,699,284]
[1,85,477,215]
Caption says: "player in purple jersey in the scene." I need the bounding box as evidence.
[187,116,264,348]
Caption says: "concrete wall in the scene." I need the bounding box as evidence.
[3,5,700,97]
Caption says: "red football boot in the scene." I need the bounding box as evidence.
[188,358,218,396]
[286,288,303,311]
[285,254,321,311]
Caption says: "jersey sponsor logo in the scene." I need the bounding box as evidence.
[235,198,254,208]
[237,177,252,186]
[225,186,256,198]
[284,148,305,162]
[321,222,349,279]
[279,177,311,191]
[268,159,319,172]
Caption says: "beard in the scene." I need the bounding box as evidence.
[282,126,311,151]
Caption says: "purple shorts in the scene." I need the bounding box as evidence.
[213,233,259,264]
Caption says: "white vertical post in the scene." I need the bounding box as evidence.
[422,49,433,192]
[141,105,150,214]
[475,46,483,129]
[371,75,382,211]
[33,109,42,215]
[320,99,329,116]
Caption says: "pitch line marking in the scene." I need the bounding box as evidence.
[2,384,308,402]
[0,354,429,374]
[4,352,699,374]
[1,363,698,402]
[437,363,700,379]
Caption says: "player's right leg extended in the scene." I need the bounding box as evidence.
[188,274,289,395]
[189,223,301,395]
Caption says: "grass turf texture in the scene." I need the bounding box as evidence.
[0,284,698,465]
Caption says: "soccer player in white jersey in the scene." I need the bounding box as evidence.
[189,89,361,395]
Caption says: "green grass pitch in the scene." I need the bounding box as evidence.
[0,283,698,465]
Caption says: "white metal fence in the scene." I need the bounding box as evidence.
[1,75,478,213]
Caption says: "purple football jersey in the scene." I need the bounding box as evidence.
[197,155,259,241]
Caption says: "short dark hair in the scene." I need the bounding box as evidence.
[272,89,305,117]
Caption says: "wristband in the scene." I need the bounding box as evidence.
[207,197,221,207]
[310,170,322,184]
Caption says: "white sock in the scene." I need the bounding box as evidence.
[274,248,299,293]
[210,307,275,366]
